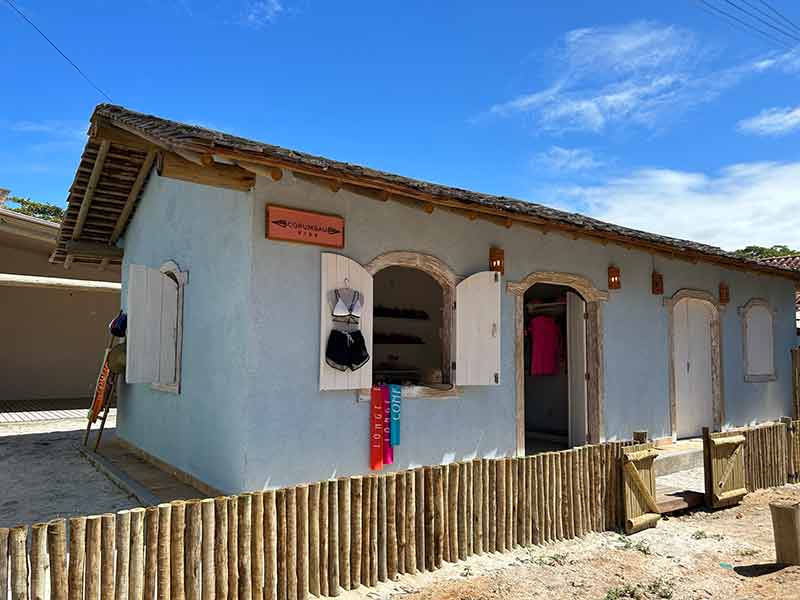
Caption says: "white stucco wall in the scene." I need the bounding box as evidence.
[117,175,254,493]
[118,172,797,493]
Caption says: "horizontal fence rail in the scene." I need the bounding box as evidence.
[1,420,795,600]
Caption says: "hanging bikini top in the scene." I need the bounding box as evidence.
[332,288,363,324]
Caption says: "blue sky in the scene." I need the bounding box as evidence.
[3,1,800,250]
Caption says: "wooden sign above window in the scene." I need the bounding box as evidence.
[266,205,345,248]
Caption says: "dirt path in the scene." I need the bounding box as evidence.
[342,486,800,600]
[0,418,141,527]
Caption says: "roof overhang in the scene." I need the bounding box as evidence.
[0,207,58,245]
[54,104,800,282]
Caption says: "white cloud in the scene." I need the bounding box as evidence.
[738,106,800,136]
[534,146,604,173]
[239,0,283,28]
[550,161,800,250]
[8,120,85,140]
[488,21,795,134]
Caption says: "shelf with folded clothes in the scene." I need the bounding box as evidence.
[373,332,426,345]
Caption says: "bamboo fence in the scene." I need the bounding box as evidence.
[0,424,795,600]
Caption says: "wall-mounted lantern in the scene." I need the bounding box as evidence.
[489,246,505,275]
[719,282,730,305]
[608,265,621,290]
[651,271,664,295]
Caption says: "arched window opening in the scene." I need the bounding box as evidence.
[372,266,447,385]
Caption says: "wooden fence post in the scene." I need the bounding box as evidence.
[238,494,253,600]
[285,488,297,600]
[329,481,340,596]
[10,526,28,600]
[263,491,277,600]
[144,507,159,600]
[424,467,435,571]
[185,501,202,600]
[129,508,146,600]
[337,479,350,592]
[458,463,468,560]
[156,506,170,600]
[201,499,216,600]
[395,474,405,575]
[471,460,482,555]
[447,463,459,562]
[214,498,229,600]
[297,485,309,600]
[405,471,417,574]
[276,491,285,600]
[433,467,444,569]
[377,477,387,583]
[415,469,425,572]
[101,514,116,600]
[319,482,329,597]
[349,478,362,589]
[228,496,239,600]
[31,522,48,600]
[169,502,185,600]
[249,493,264,600]
[48,519,68,600]
[386,474,397,581]
[309,484,320,597]
[117,510,132,600]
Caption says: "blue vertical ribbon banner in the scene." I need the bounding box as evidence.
[389,384,401,446]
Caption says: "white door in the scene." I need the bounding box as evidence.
[673,298,714,438]
[567,291,587,447]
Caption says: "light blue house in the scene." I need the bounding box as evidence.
[54,105,800,494]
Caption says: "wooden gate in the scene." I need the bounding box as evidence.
[702,427,747,509]
[622,443,660,534]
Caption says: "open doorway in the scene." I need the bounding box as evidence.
[372,266,447,385]
[524,283,587,454]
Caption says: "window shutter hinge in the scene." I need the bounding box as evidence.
[452,361,456,371]
[494,373,499,384]
[584,312,589,320]
[585,372,590,381]
[453,301,457,311]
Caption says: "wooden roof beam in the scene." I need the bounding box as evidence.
[64,240,124,259]
[72,139,111,240]
[110,149,157,243]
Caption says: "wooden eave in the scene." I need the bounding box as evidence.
[54,105,800,282]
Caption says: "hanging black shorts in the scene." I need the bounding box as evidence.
[325,329,370,372]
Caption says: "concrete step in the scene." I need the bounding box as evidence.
[653,447,704,477]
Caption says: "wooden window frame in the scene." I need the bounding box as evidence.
[739,298,777,383]
[150,260,188,395]
[507,271,609,454]
[665,289,724,439]
[364,251,458,399]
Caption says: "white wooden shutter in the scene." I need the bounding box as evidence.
[157,275,179,385]
[455,271,501,386]
[126,264,162,383]
[746,305,774,376]
[320,253,373,391]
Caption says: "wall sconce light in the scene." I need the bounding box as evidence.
[719,282,730,305]
[608,265,621,290]
[489,246,505,275]
[651,271,664,295]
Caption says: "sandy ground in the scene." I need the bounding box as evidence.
[341,485,800,600]
[0,417,141,527]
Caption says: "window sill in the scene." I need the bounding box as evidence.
[358,385,460,401]
[744,374,777,383]
[151,382,180,394]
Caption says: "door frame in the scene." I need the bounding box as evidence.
[507,271,609,455]
[665,289,725,440]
